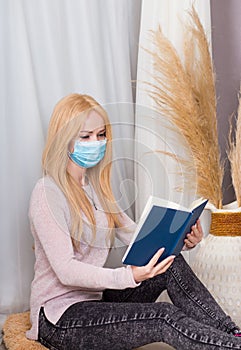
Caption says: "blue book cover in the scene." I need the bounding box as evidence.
[122,197,208,266]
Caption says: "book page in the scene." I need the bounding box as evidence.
[189,198,208,211]
[149,196,190,213]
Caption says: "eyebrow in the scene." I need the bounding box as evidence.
[79,127,106,134]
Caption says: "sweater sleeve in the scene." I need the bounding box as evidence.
[30,180,139,291]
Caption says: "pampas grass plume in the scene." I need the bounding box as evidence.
[146,6,223,208]
[228,90,241,206]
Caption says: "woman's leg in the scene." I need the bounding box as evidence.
[166,254,239,334]
[38,300,241,350]
[104,254,239,334]
[102,265,167,303]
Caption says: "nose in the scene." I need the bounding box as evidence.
[90,133,98,141]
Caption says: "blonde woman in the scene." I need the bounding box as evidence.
[26,93,241,350]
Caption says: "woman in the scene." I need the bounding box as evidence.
[27,93,241,349]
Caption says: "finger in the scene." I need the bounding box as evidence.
[147,247,165,267]
[154,255,175,271]
[192,220,202,234]
[154,255,175,274]
[186,233,197,244]
[191,225,203,240]
[196,219,204,236]
[184,238,195,248]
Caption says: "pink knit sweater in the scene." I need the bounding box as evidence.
[26,177,138,340]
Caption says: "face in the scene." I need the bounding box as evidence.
[78,110,106,142]
[67,110,107,177]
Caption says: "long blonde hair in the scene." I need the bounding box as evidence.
[42,93,124,248]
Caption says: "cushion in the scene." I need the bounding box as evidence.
[3,312,48,350]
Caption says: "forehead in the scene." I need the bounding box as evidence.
[82,110,105,132]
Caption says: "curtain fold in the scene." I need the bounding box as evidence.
[135,0,211,219]
[0,0,142,340]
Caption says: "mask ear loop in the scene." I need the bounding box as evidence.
[67,138,76,169]
[67,137,76,157]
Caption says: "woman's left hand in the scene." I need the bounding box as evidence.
[184,219,203,249]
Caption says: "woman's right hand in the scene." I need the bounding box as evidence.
[131,248,175,283]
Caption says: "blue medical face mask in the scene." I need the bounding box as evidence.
[68,139,107,168]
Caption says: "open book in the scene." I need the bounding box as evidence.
[122,197,208,266]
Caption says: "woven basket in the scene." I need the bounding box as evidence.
[210,211,241,236]
[192,208,241,327]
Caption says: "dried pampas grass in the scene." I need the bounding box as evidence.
[146,6,223,208]
[228,91,241,206]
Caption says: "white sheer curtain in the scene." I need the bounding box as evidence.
[0,0,142,340]
[134,0,211,307]
[135,0,211,218]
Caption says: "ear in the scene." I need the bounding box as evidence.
[68,140,75,153]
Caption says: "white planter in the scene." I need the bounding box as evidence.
[191,201,241,327]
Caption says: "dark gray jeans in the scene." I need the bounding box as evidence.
[38,254,241,350]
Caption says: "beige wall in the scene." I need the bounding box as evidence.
[211,0,241,204]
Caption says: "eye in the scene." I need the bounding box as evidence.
[79,135,89,139]
[97,132,106,138]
